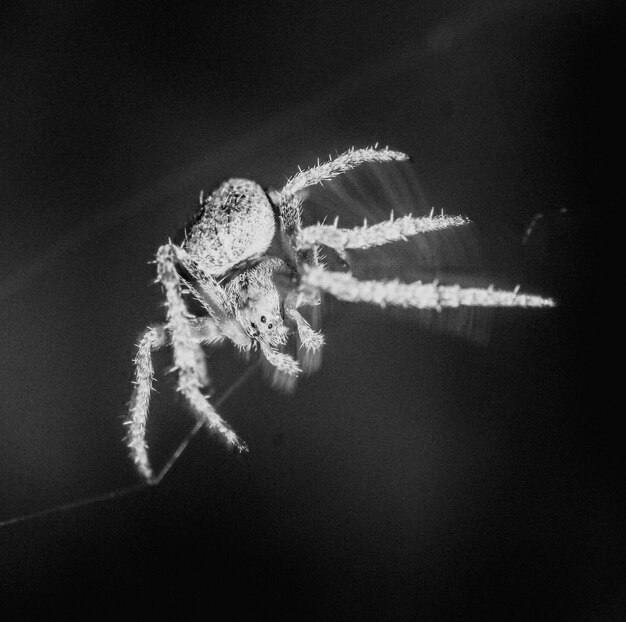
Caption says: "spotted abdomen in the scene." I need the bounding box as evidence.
[184,178,276,276]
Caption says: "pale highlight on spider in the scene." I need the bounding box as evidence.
[126,146,554,481]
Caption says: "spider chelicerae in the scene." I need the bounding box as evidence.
[126,146,554,481]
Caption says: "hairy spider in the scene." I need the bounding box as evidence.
[126,146,554,481]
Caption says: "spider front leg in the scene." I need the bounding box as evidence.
[301,266,556,309]
[296,211,470,253]
[259,292,322,393]
[285,307,324,351]
[283,288,324,353]
[279,146,410,197]
[275,146,410,266]
[156,244,248,461]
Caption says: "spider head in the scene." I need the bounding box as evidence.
[235,289,289,348]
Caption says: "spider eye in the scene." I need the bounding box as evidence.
[260,316,266,323]
[268,323,273,329]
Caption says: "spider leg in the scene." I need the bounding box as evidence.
[189,315,227,345]
[296,212,469,253]
[181,268,252,349]
[257,299,322,392]
[285,306,324,381]
[301,299,323,375]
[156,243,248,459]
[126,324,169,482]
[179,254,234,325]
[301,266,556,309]
[258,341,301,377]
[126,315,229,480]
[279,146,409,197]
[276,146,409,268]
[285,307,324,351]
[188,315,232,388]
[276,192,303,239]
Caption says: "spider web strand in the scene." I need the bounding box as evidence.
[0,364,259,529]
[150,362,259,485]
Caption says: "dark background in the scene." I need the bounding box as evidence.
[0,1,620,619]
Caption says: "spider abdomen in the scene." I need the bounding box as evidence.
[184,178,276,276]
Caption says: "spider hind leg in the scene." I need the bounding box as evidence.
[126,324,168,482]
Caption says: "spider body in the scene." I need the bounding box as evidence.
[127,146,555,482]
[184,177,290,347]
[185,178,276,277]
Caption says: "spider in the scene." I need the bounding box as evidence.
[126,146,554,481]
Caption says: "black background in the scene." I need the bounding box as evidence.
[0,1,620,619]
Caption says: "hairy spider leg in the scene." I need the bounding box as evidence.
[279,146,410,198]
[126,324,169,481]
[126,313,232,482]
[156,244,248,459]
[296,212,470,253]
[276,192,303,241]
[257,340,301,375]
[302,267,556,310]
[285,307,324,351]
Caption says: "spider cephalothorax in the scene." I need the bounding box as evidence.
[226,257,290,347]
[126,146,554,481]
